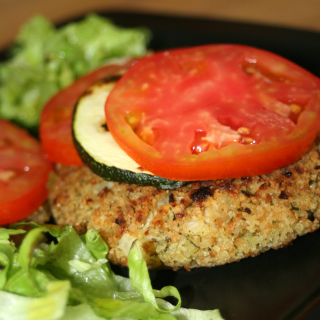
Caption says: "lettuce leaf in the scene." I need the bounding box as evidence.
[0,281,70,320]
[0,225,224,320]
[0,14,151,129]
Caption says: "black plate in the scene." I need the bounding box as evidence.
[102,12,320,320]
[4,11,320,320]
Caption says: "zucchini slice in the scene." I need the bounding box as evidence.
[72,72,187,189]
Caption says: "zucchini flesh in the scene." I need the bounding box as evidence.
[72,74,186,189]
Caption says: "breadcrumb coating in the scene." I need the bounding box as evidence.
[49,142,320,269]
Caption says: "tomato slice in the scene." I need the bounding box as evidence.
[0,119,52,225]
[40,60,136,166]
[105,44,320,181]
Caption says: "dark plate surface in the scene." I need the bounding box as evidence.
[102,12,320,320]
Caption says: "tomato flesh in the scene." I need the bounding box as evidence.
[40,61,136,166]
[0,119,52,225]
[105,44,320,181]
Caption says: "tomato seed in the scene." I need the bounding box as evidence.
[243,65,257,75]
[237,127,250,135]
[241,137,254,144]
[290,104,302,114]
[0,169,16,182]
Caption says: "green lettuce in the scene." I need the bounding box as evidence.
[0,225,224,320]
[0,14,151,129]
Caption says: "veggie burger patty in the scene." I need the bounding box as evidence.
[49,141,320,269]
[40,44,320,269]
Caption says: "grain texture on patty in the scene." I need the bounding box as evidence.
[49,142,320,269]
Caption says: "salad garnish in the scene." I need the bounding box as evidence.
[0,224,224,320]
[0,14,151,130]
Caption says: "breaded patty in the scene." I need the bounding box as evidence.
[49,142,320,269]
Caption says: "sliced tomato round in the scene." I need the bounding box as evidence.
[40,59,136,166]
[105,44,320,181]
[0,119,52,225]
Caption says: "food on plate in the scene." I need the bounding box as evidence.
[0,224,223,320]
[50,146,320,269]
[0,14,150,130]
[40,58,134,166]
[105,44,320,181]
[72,74,186,189]
[46,44,320,269]
[0,18,230,320]
[0,119,51,225]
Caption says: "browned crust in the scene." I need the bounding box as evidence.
[49,142,320,269]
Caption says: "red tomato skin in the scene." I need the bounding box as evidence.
[1,174,49,225]
[0,119,52,225]
[112,125,318,181]
[105,44,320,181]
[40,61,135,166]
